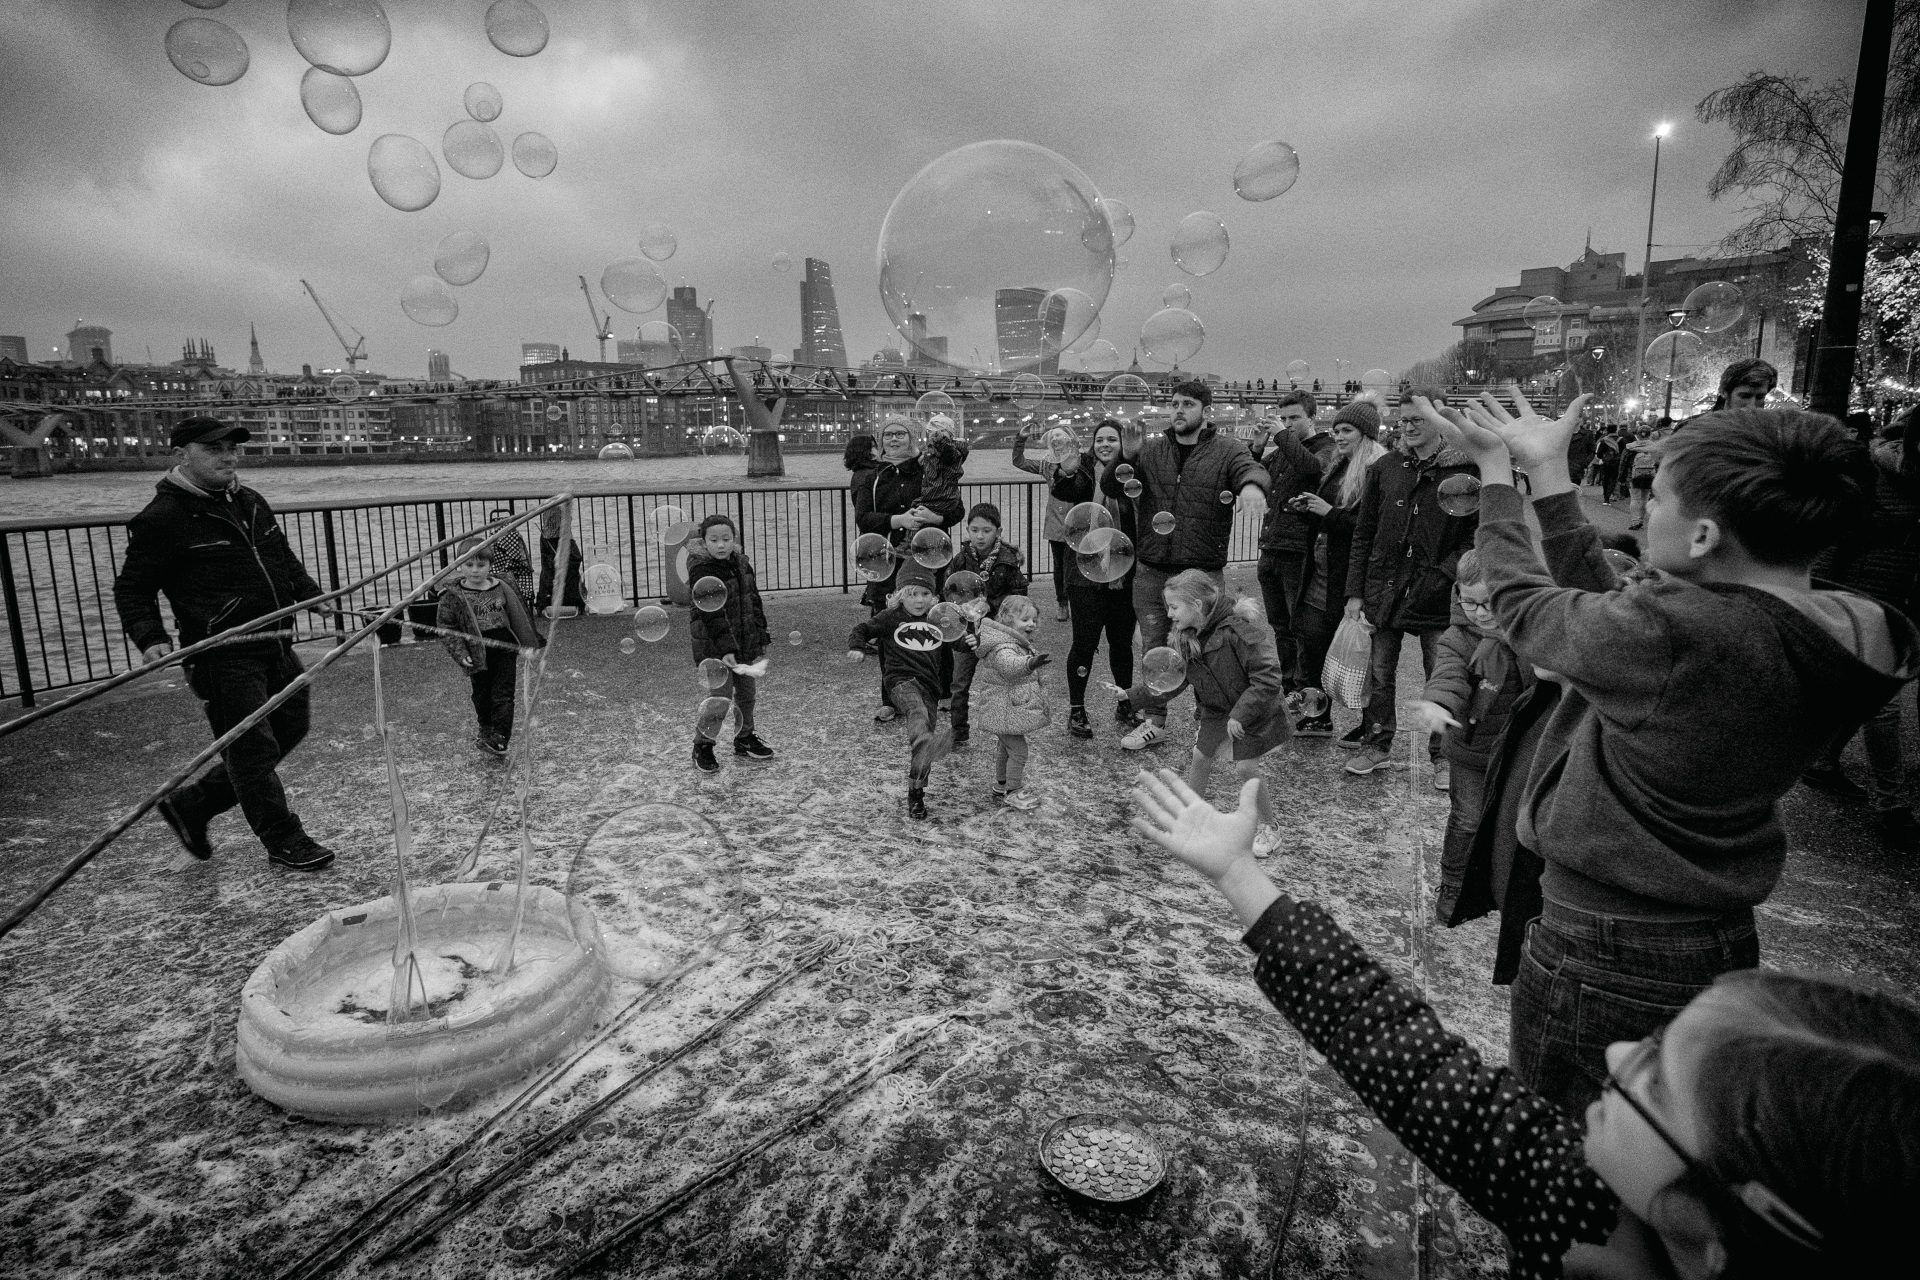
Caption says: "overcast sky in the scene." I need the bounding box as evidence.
[0,0,1871,383]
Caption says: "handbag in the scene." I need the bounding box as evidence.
[1323,615,1373,710]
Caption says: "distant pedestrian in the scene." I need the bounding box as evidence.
[1253,391,1332,696]
[535,503,584,617]
[485,507,535,606]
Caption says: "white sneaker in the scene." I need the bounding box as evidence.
[1120,721,1166,751]
[1001,789,1040,811]
[1252,824,1280,859]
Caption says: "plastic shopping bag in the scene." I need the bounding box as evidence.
[1323,615,1372,710]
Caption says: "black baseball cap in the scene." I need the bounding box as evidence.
[170,417,251,448]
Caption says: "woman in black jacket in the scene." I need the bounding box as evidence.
[1053,419,1138,738]
[1286,400,1386,736]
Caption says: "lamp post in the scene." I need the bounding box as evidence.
[1632,123,1673,409]
[1661,306,1689,421]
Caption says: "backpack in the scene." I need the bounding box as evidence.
[1631,443,1658,477]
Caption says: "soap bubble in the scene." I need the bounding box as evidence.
[1602,548,1641,578]
[853,532,895,581]
[1233,140,1301,201]
[789,630,803,645]
[1172,212,1230,277]
[1285,359,1312,383]
[287,0,390,77]
[486,0,550,56]
[1218,490,1234,505]
[1010,372,1046,409]
[1076,339,1123,373]
[1289,687,1330,719]
[1114,463,1134,482]
[368,134,440,212]
[634,605,670,642]
[1062,501,1114,552]
[299,67,361,134]
[1124,479,1143,498]
[598,442,633,459]
[695,697,732,740]
[512,132,557,178]
[913,390,957,428]
[909,526,953,569]
[651,504,693,546]
[602,259,667,313]
[691,576,728,612]
[329,373,361,401]
[1142,646,1187,694]
[1681,281,1744,334]
[639,222,678,262]
[771,250,793,273]
[928,602,968,641]
[943,570,984,603]
[1097,196,1135,247]
[1151,511,1176,536]
[639,320,681,354]
[699,658,732,691]
[1141,308,1205,366]
[545,404,565,424]
[464,81,502,122]
[1075,526,1134,584]
[166,18,249,86]
[400,276,458,326]
[434,230,490,286]
[618,636,637,655]
[181,0,229,6]
[1103,373,1152,412]
[1040,287,1101,355]
[1361,368,1394,389]
[1645,329,1704,382]
[1437,474,1482,517]
[877,140,1114,374]
[1046,426,1079,463]
[703,425,745,450]
[443,120,504,179]
[1161,282,1193,310]
[1522,296,1561,327]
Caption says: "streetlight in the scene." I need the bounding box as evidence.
[1632,122,1673,404]
[1661,304,1690,421]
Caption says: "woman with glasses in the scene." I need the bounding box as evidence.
[851,416,955,719]
[1131,766,1917,1280]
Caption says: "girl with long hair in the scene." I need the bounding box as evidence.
[1287,398,1387,737]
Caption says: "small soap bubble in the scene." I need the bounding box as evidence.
[1161,283,1192,310]
[633,604,670,642]
[618,637,637,655]
[434,230,490,286]
[1124,479,1143,499]
[1233,140,1300,201]
[1141,308,1205,366]
[598,442,634,460]
[1291,688,1330,719]
[1682,281,1744,334]
[368,134,441,212]
[1361,368,1394,389]
[400,276,458,326]
[443,120,504,180]
[909,526,953,570]
[1645,330,1703,382]
[694,696,732,740]
[1114,463,1134,482]
[943,570,983,603]
[1602,549,1641,578]
[699,658,732,691]
[928,602,968,641]
[1075,527,1134,584]
[1521,296,1561,327]
[1076,666,1089,678]
[771,251,794,273]
[1218,490,1234,505]
[852,532,895,581]
[1151,511,1176,536]
[1171,212,1229,277]
[486,0,550,56]
[788,630,803,646]
[1097,196,1135,247]
[1010,372,1046,410]
[1142,646,1187,694]
[329,373,360,401]
[287,0,390,77]
[639,222,678,262]
[512,132,558,179]
[1285,359,1312,384]
[1062,501,1114,552]
[300,67,361,134]
[602,259,666,313]
[465,81,503,122]
[1437,474,1482,517]
[166,17,249,86]
[691,576,728,612]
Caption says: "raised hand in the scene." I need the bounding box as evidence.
[1411,395,1509,477]
[1129,768,1257,881]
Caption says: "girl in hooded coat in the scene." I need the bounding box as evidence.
[969,595,1051,811]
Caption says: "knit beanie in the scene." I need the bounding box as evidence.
[1331,399,1380,440]
[894,561,937,594]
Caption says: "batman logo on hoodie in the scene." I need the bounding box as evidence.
[894,620,944,652]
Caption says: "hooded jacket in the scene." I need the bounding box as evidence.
[1420,599,1532,774]
[1257,428,1334,554]
[1051,450,1139,591]
[435,577,545,670]
[113,471,324,654]
[1344,444,1480,631]
[686,550,771,664]
[849,603,946,705]
[1125,594,1287,740]
[969,617,1050,736]
[948,539,1028,617]
[1128,423,1269,572]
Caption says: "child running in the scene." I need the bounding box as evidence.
[945,501,1028,747]
[969,595,1051,810]
[848,560,953,819]
[915,413,970,530]
[1123,569,1287,857]
[437,536,545,756]
[686,514,775,772]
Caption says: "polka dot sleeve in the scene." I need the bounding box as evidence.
[1242,894,1617,1279]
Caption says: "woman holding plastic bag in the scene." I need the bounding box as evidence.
[1288,398,1386,737]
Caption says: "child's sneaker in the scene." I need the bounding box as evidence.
[907,786,928,820]
[1335,724,1367,750]
[1252,824,1281,858]
[1001,789,1040,811]
[691,742,721,773]
[1067,708,1093,739]
[733,734,775,763]
[1120,721,1165,751]
[1431,760,1451,792]
[873,705,897,724]
[482,730,510,757]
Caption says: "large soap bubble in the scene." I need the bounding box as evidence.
[1645,329,1704,381]
[165,18,249,85]
[367,135,440,212]
[639,222,678,262]
[1141,308,1205,366]
[1682,281,1744,334]
[1062,501,1113,552]
[1075,526,1134,584]
[1285,358,1312,383]
[852,532,896,581]
[1040,287,1101,355]
[464,81,502,122]
[287,0,391,77]
[602,259,667,313]
[442,120,504,179]
[434,230,490,286]
[652,504,695,546]
[1161,282,1193,310]
[1142,646,1187,693]
[1097,197,1134,248]
[486,0,550,56]
[910,526,954,569]
[877,140,1114,375]
[400,276,458,326]
[1233,140,1300,201]
[1172,212,1230,277]
[300,67,361,134]
[1077,339,1124,374]
[512,132,557,178]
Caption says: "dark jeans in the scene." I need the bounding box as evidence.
[1435,759,1488,922]
[1048,540,1070,605]
[949,648,977,733]
[1510,898,1759,1115]
[1293,601,1336,700]
[1817,695,1907,812]
[536,535,584,610]
[1132,563,1224,726]
[1066,583,1136,708]
[693,670,758,745]
[1256,550,1307,690]
[177,646,310,849]
[886,680,952,783]
[468,627,520,739]
[1365,626,1444,758]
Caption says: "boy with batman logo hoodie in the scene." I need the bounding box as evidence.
[848,560,954,819]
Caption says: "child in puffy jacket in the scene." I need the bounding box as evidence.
[685,514,776,772]
[915,413,970,528]
[945,501,1029,745]
[437,537,546,756]
[969,595,1050,811]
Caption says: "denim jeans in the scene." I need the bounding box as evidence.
[1132,563,1225,726]
[1364,626,1444,757]
[886,680,951,782]
[949,648,978,733]
[1509,898,1759,1115]
[468,627,520,739]
[1817,695,1907,812]
[1065,583,1136,708]
[1047,540,1070,605]
[1256,550,1307,690]
[179,645,311,849]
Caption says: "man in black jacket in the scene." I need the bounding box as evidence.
[1254,391,1333,694]
[113,418,337,871]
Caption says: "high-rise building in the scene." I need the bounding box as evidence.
[521,341,561,365]
[0,335,29,364]
[994,288,1060,375]
[66,321,112,366]
[427,348,451,380]
[248,323,265,374]
[665,286,712,362]
[799,258,847,371]
[905,312,949,371]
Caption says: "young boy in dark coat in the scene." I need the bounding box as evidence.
[438,537,546,756]
[848,560,954,820]
[945,501,1028,745]
[686,514,775,772]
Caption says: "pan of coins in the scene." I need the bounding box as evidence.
[1037,1113,1167,1202]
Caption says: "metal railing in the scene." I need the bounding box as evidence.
[0,479,1266,706]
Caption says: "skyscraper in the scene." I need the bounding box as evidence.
[993,289,1061,375]
[0,335,29,365]
[428,348,451,380]
[665,286,712,362]
[66,320,112,365]
[799,258,847,371]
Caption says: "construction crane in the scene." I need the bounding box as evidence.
[579,275,613,362]
[299,280,367,372]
